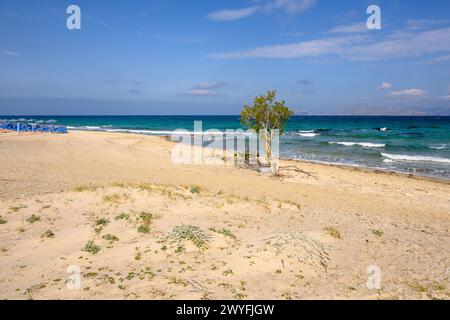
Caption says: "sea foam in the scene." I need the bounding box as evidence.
[298,131,318,137]
[428,144,448,150]
[381,153,450,164]
[330,142,385,148]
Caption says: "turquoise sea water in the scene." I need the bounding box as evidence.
[2,116,450,179]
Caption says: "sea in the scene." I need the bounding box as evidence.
[2,115,450,180]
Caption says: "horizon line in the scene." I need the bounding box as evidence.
[1,114,450,117]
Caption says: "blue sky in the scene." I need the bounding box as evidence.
[1,0,450,115]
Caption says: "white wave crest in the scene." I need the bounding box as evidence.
[330,142,385,148]
[298,133,318,137]
[381,153,450,164]
[428,144,448,150]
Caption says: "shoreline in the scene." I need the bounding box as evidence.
[2,128,450,184]
[85,129,450,184]
[283,157,450,185]
[2,129,450,184]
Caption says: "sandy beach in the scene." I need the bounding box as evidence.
[0,131,449,300]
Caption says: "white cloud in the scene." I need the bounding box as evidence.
[1,50,20,56]
[207,7,259,21]
[387,89,426,98]
[181,81,228,96]
[182,89,214,96]
[429,54,450,63]
[266,0,317,14]
[377,82,392,90]
[194,81,227,89]
[328,23,367,34]
[405,19,450,31]
[207,0,316,21]
[438,95,450,101]
[211,26,450,61]
[211,35,364,59]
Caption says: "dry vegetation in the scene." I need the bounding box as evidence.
[0,182,448,300]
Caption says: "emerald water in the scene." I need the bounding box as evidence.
[2,115,449,179]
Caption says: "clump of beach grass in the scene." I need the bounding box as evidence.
[0,216,7,224]
[283,200,302,210]
[24,283,46,296]
[112,182,127,188]
[168,276,189,287]
[222,269,234,276]
[137,225,150,234]
[9,205,27,213]
[371,229,384,237]
[17,227,26,233]
[94,218,109,234]
[190,185,201,194]
[115,213,130,220]
[234,293,248,300]
[136,211,153,234]
[95,218,110,227]
[209,227,236,239]
[263,231,329,268]
[137,183,186,200]
[102,234,119,243]
[324,226,342,240]
[139,212,153,225]
[26,214,41,224]
[42,230,55,239]
[73,184,97,192]
[103,193,124,204]
[82,241,101,255]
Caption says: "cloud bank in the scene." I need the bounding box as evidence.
[207,0,316,21]
[211,25,450,61]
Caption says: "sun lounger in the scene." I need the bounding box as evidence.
[0,121,68,134]
[54,126,68,134]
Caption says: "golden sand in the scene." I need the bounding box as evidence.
[0,131,448,299]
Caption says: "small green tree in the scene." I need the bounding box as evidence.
[240,90,293,168]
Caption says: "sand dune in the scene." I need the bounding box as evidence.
[0,131,449,300]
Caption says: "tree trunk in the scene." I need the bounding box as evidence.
[264,131,272,165]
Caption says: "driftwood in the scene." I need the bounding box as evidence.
[280,166,318,179]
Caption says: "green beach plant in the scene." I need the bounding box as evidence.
[115,212,130,220]
[190,185,201,194]
[102,234,119,243]
[324,226,342,240]
[209,227,236,239]
[42,230,55,239]
[26,214,40,224]
[82,241,101,255]
[166,225,211,250]
[139,212,153,225]
[137,224,150,234]
[95,218,110,227]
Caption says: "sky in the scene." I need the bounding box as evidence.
[1,0,450,115]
